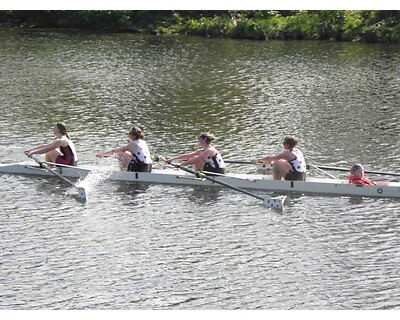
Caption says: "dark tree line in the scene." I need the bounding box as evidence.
[1,10,400,42]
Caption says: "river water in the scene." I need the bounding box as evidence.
[0,29,399,309]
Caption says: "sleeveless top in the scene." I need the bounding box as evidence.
[129,139,152,164]
[204,149,226,169]
[288,147,306,173]
[59,136,78,165]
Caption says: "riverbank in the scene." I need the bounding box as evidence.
[1,10,400,42]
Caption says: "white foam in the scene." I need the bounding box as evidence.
[66,162,117,200]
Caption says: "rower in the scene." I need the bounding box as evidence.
[24,122,78,166]
[347,163,376,185]
[254,135,307,181]
[97,125,152,172]
[166,132,226,174]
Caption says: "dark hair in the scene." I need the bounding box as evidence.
[129,126,144,140]
[198,132,216,144]
[283,135,298,149]
[56,122,70,139]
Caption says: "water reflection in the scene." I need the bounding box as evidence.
[114,182,151,204]
[184,186,222,206]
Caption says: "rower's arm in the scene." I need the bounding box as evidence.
[25,140,64,155]
[181,149,212,166]
[97,145,128,158]
[167,150,202,163]
[255,151,293,163]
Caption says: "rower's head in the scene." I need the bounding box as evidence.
[54,122,70,139]
[282,135,298,149]
[129,126,144,140]
[350,163,365,177]
[198,132,215,146]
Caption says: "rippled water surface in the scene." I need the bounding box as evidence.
[0,29,400,309]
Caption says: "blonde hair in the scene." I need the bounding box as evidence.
[56,122,71,139]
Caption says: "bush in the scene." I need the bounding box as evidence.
[284,11,319,39]
[1,10,400,42]
[231,19,266,39]
[177,16,235,37]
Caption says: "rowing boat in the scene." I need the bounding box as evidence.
[1,162,399,199]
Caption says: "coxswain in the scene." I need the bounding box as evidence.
[347,164,376,185]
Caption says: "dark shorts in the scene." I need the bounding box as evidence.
[128,161,152,172]
[55,155,77,166]
[203,163,226,174]
[285,170,306,181]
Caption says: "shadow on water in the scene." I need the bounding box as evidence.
[30,176,76,195]
[184,185,222,206]
[108,181,222,210]
[347,196,365,206]
[116,182,222,205]
[114,181,150,196]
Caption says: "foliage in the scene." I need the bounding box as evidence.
[1,10,400,42]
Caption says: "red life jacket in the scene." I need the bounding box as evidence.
[347,175,376,185]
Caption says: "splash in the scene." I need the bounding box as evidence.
[65,164,116,201]
[0,144,25,150]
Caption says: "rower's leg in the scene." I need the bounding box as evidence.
[118,151,134,171]
[272,160,291,180]
[46,149,63,162]
[193,159,205,171]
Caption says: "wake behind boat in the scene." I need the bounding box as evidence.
[1,161,399,199]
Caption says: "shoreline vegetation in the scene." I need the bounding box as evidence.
[1,10,400,43]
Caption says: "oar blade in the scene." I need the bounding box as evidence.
[264,195,286,210]
[76,187,87,203]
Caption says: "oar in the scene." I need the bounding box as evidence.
[307,164,337,179]
[28,155,87,203]
[224,160,255,165]
[158,158,258,165]
[308,164,400,177]
[157,156,285,210]
[156,158,269,167]
[224,159,273,169]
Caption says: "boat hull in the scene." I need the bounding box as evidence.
[1,162,400,199]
